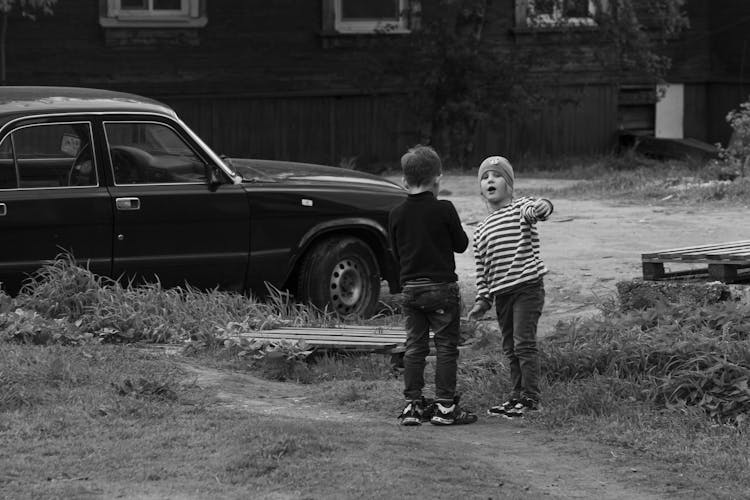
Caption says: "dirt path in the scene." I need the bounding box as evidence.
[183,362,703,499]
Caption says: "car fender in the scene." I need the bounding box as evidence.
[284,217,398,292]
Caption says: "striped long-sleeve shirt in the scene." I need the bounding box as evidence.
[473,196,553,304]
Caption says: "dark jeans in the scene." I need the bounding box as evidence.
[494,278,545,402]
[402,282,461,401]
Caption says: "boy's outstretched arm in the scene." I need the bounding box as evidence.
[521,198,554,223]
[533,198,554,220]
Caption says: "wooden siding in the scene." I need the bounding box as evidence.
[1,0,745,164]
[163,94,420,168]
[475,84,618,160]
[683,83,708,141]
[161,85,619,168]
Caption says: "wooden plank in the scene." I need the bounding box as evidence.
[667,255,750,264]
[679,245,750,259]
[641,240,750,258]
[271,326,406,334]
[233,336,400,349]
[257,328,408,340]
[247,339,399,349]
[239,333,402,344]
[644,253,750,264]
[225,325,414,352]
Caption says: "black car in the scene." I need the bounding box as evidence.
[0,87,407,317]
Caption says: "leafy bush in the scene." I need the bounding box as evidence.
[0,308,92,345]
[220,336,315,382]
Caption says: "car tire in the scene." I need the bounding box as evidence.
[297,236,380,318]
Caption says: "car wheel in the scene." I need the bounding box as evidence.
[298,237,380,318]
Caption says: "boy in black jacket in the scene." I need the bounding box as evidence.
[388,145,477,426]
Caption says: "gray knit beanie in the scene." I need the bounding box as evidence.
[478,156,514,191]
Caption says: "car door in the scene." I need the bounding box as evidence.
[0,119,112,294]
[103,117,250,291]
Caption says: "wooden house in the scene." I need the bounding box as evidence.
[4,0,749,168]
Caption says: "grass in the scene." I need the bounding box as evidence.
[519,153,750,204]
[2,156,750,496]
[0,345,533,499]
[0,343,358,498]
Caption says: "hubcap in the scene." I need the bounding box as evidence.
[329,259,364,314]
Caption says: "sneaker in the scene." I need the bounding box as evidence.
[398,399,424,426]
[430,396,478,426]
[421,397,435,422]
[398,398,434,426]
[487,398,520,417]
[502,397,540,419]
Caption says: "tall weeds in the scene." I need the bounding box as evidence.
[539,297,750,422]
[3,255,336,347]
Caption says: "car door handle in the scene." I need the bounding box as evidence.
[116,197,141,211]
[0,203,5,216]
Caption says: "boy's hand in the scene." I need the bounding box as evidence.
[533,199,553,220]
[467,302,490,321]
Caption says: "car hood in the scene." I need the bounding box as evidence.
[227,158,405,193]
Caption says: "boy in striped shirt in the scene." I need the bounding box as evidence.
[467,156,553,418]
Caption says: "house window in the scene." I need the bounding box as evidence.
[100,0,206,28]
[323,0,417,34]
[117,0,188,16]
[520,0,598,28]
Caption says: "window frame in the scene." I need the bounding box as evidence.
[322,0,418,35]
[103,119,209,187]
[517,0,602,29]
[100,0,206,28]
[0,121,99,191]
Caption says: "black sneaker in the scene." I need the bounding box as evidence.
[502,397,540,419]
[487,398,520,417]
[398,399,424,426]
[398,398,434,426]
[421,397,435,422]
[430,396,478,426]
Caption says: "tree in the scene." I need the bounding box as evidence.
[0,0,58,85]
[374,0,689,169]
[718,97,750,179]
[590,0,690,82]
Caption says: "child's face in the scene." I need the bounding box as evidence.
[480,170,512,208]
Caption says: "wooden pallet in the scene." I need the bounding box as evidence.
[641,240,750,283]
[233,325,412,352]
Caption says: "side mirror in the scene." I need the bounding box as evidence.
[205,164,223,191]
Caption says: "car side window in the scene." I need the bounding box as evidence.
[0,122,97,189]
[105,122,207,185]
